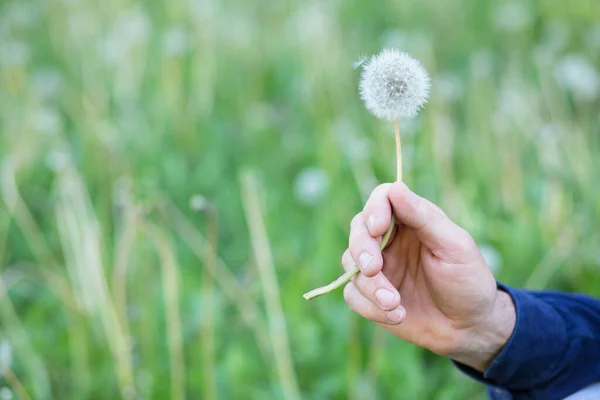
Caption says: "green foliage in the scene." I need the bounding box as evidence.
[0,0,599,398]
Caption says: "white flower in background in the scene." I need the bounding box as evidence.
[0,40,30,68]
[470,50,494,79]
[435,72,463,103]
[0,388,12,400]
[479,245,503,274]
[359,49,430,120]
[33,107,63,135]
[294,168,330,206]
[554,55,600,101]
[189,195,209,211]
[162,26,189,57]
[493,2,532,32]
[0,340,12,374]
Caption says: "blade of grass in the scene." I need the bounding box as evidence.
[190,198,219,400]
[54,164,135,398]
[239,169,300,400]
[149,225,186,400]
[160,198,272,360]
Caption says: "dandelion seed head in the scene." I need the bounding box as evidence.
[359,49,430,120]
[555,54,600,101]
[294,168,329,206]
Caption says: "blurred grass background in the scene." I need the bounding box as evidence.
[0,0,599,398]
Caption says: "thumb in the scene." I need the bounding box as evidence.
[388,182,478,263]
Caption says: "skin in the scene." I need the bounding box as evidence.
[343,182,516,372]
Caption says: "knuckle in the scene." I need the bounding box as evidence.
[373,183,391,196]
[341,249,351,264]
[350,213,363,229]
[343,284,353,306]
[348,233,366,254]
[365,301,382,322]
[453,228,476,253]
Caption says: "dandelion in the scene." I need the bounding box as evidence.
[294,168,330,206]
[359,49,430,121]
[554,55,600,101]
[304,49,430,300]
[189,195,209,211]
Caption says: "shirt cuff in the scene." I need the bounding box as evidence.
[453,282,569,390]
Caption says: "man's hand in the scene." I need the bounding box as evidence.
[343,182,516,372]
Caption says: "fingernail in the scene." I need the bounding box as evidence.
[386,307,404,324]
[358,252,373,271]
[375,289,395,308]
[367,214,377,233]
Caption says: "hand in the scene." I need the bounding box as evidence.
[343,182,516,371]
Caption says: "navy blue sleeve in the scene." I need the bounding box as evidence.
[453,283,600,400]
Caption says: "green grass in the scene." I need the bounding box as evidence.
[0,0,599,398]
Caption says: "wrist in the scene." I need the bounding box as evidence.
[452,288,516,372]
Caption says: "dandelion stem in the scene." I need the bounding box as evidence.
[394,119,402,182]
[2,369,32,400]
[303,119,404,300]
[303,217,395,300]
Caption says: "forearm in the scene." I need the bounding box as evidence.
[452,283,600,399]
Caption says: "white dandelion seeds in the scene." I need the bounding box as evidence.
[359,49,430,120]
[351,54,369,70]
